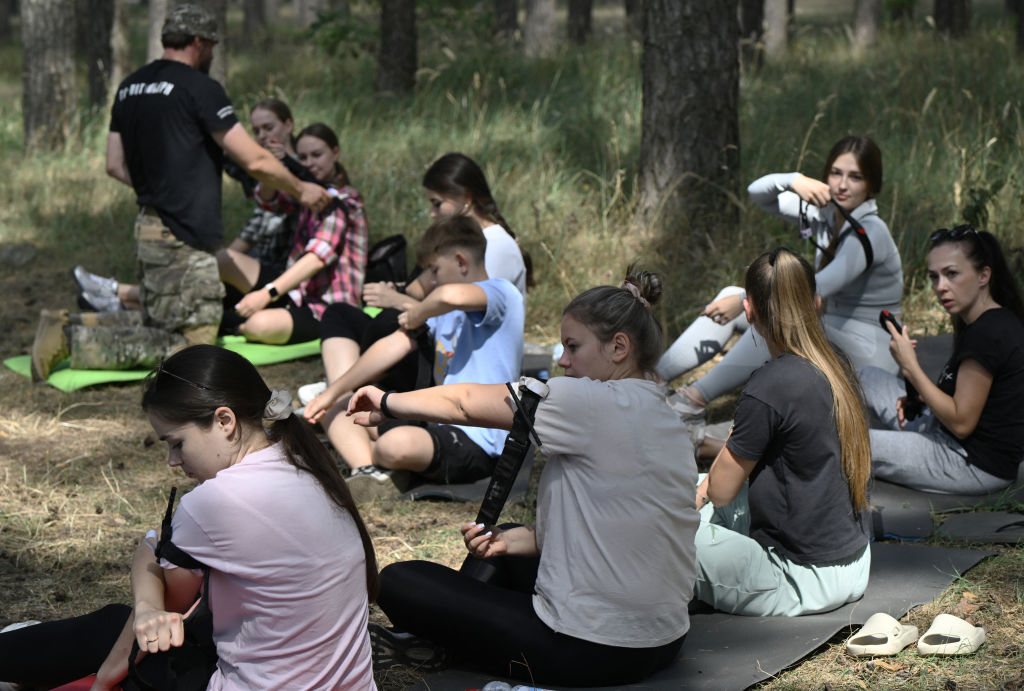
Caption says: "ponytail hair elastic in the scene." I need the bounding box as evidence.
[621,280,650,308]
[263,389,293,421]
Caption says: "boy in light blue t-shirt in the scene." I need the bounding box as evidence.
[304,215,524,498]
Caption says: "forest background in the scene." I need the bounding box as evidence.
[1,0,1024,689]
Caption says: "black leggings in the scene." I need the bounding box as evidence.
[0,603,129,687]
[320,303,430,392]
[378,557,685,687]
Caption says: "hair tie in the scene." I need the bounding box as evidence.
[263,389,293,421]
[621,280,650,308]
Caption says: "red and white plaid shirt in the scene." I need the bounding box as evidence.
[258,179,368,319]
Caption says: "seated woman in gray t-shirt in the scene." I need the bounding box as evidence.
[346,267,699,687]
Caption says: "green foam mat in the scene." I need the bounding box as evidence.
[4,335,321,392]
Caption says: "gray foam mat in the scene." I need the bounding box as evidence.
[411,542,991,691]
[398,447,535,503]
[937,511,1024,544]
[870,477,1024,514]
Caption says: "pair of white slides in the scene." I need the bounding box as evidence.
[846,612,985,657]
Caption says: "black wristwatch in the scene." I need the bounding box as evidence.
[264,283,279,299]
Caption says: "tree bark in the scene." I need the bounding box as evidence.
[244,0,267,37]
[147,0,167,62]
[763,0,787,61]
[207,0,228,86]
[109,0,130,95]
[523,0,556,57]
[0,0,11,42]
[1013,0,1024,52]
[84,0,114,107]
[739,0,764,66]
[22,0,77,152]
[296,0,326,28]
[495,0,517,38]
[852,0,881,55]
[375,0,416,95]
[567,0,592,44]
[624,0,643,38]
[636,0,740,236]
[934,0,970,37]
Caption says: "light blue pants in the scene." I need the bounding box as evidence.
[860,366,1012,495]
[656,286,748,382]
[693,481,871,617]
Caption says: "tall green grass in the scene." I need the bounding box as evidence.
[1,1,1022,340]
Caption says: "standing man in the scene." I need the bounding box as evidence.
[31,4,329,380]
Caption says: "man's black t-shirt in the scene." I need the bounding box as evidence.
[937,308,1024,480]
[726,353,869,565]
[110,60,239,249]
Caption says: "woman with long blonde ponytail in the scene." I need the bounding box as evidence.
[693,248,871,617]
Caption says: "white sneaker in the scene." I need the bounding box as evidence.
[0,620,41,633]
[72,265,118,296]
[346,466,398,503]
[78,290,123,312]
[298,381,327,405]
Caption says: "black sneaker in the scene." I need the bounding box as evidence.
[369,623,448,671]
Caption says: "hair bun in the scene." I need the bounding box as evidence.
[623,265,662,308]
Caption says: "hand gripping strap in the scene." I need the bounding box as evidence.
[473,379,547,529]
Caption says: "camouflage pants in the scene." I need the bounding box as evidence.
[68,312,186,370]
[135,211,224,334]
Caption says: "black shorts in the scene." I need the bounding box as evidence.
[378,419,495,484]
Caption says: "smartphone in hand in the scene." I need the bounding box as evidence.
[878,310,923,421]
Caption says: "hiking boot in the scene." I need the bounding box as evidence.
[78,290,123,313]
[31,310,70,382]
[298,381,328,406]
[72,265,118,297]
[368,623,449,671]
[345,465,399,503]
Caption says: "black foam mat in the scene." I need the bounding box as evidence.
[411,542,991,691]
[870,477,1024,514]
[398,447,535,503]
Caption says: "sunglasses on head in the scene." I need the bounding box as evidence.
[930,225,977,243]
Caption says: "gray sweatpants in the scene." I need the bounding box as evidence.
[860,366,1011,495]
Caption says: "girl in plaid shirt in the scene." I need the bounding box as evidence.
[222,123,368,344]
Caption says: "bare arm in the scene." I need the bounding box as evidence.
[227,237,253,254]
[105,132,132,186]
[93,535,202,689]
[700,443,757,507]
[214,124,329,210]
[400,283,489,330]
[234,251,327,318]
[347,382,515,430]
[304,330,419,423]
[886,323,992,437]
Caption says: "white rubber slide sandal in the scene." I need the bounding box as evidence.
[845,612,919,657]
[917,613,985,655]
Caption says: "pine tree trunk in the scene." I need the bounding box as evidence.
[84,0,114,107]
[636,0,740,235]
[567,0,592,44]
[853,0,881,56]
[109,0,130,94]
[934,0,970,37]
[375,0,416,95]
[295,0,326,28]
[495,0,518,38]
[0,0,11,41]
[208,0,228,86]
[147,0,167,62]
[624,0,643,38]
[739,0,764,66]
[523,0,556,57]
[244,0,267,37]
[763,0,788,61]
[22,0,77,152]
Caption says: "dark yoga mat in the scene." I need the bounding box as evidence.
[398,447,535,503]
[937,511,1024,544]
[411,542,991,691]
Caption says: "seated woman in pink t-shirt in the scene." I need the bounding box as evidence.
[0,345,379,691]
